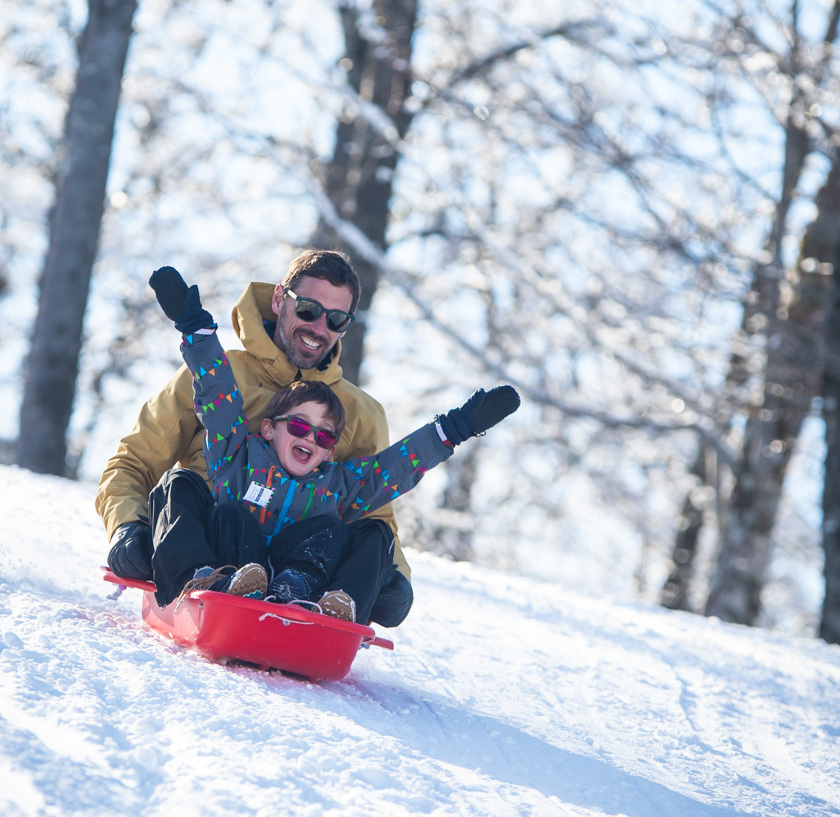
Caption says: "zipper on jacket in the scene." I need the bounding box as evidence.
[270,475,300,540]
[258,465,277,527]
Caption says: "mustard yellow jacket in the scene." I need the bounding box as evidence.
[95,282,410,580]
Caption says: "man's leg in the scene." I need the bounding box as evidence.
[326,519,413,627]
[369,567,414,628]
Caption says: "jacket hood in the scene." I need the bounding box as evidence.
[230,282,345,386]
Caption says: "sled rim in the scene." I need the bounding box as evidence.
[100,566,394,649]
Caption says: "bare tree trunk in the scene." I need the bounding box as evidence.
[17,0,137,475]
[703,408,794,623]
[662,5,840,621]
[660,443,711,610]
[820,247,840,643]
[705,164,834,623]
[313,0,418,385]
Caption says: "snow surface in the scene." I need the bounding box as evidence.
[1,464,839,817]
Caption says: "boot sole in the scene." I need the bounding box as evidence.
[227,564,268,599]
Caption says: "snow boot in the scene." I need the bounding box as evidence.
[267,569,308,604]
[318,590,357,622]
[176,563,267,608]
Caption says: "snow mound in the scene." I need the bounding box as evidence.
[0,464,838,816]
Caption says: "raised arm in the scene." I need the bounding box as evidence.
[335,385,521,523]
[149,266,249,490]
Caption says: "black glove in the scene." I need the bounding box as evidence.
[149,266,215,335]
[437,385,520,445]
[107,520,154,581]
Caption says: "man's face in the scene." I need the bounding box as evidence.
[271,276,354,369]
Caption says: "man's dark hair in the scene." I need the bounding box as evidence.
[264,380,346,439]
[281,250,362,314]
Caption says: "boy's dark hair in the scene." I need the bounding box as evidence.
[281,250,362,314]
[264,380,346,439]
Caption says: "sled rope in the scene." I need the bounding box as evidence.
[263,596,323,612]
[258,611,316,626]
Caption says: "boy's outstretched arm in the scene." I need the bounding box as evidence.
[332,385,521,523]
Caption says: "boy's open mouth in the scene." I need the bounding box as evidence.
[292,443,314,463]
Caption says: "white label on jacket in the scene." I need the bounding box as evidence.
[243,481,274,507]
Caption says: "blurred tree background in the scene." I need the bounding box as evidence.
[2,0,839,639]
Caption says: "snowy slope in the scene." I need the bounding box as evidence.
[0,464,838,817]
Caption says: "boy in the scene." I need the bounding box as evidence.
[150,266,520,621]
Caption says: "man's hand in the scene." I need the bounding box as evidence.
[107,520,153,580]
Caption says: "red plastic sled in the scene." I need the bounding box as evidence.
[101,568,393,681]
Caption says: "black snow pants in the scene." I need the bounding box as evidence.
[149,469,266,607]
[325,519,414,627]
[148,468,414,626]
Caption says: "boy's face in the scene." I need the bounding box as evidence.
[260,399,338,477]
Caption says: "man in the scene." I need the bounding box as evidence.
[97,249,412,626]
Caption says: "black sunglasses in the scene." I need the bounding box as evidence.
[272,415,339,449]
[285,289,355,333]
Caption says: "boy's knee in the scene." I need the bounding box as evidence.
[156,468,212,502]
[209,503,263,566]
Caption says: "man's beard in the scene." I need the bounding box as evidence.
[278,323,331,370]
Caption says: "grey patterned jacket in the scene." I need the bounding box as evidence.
[181,329,454,543]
